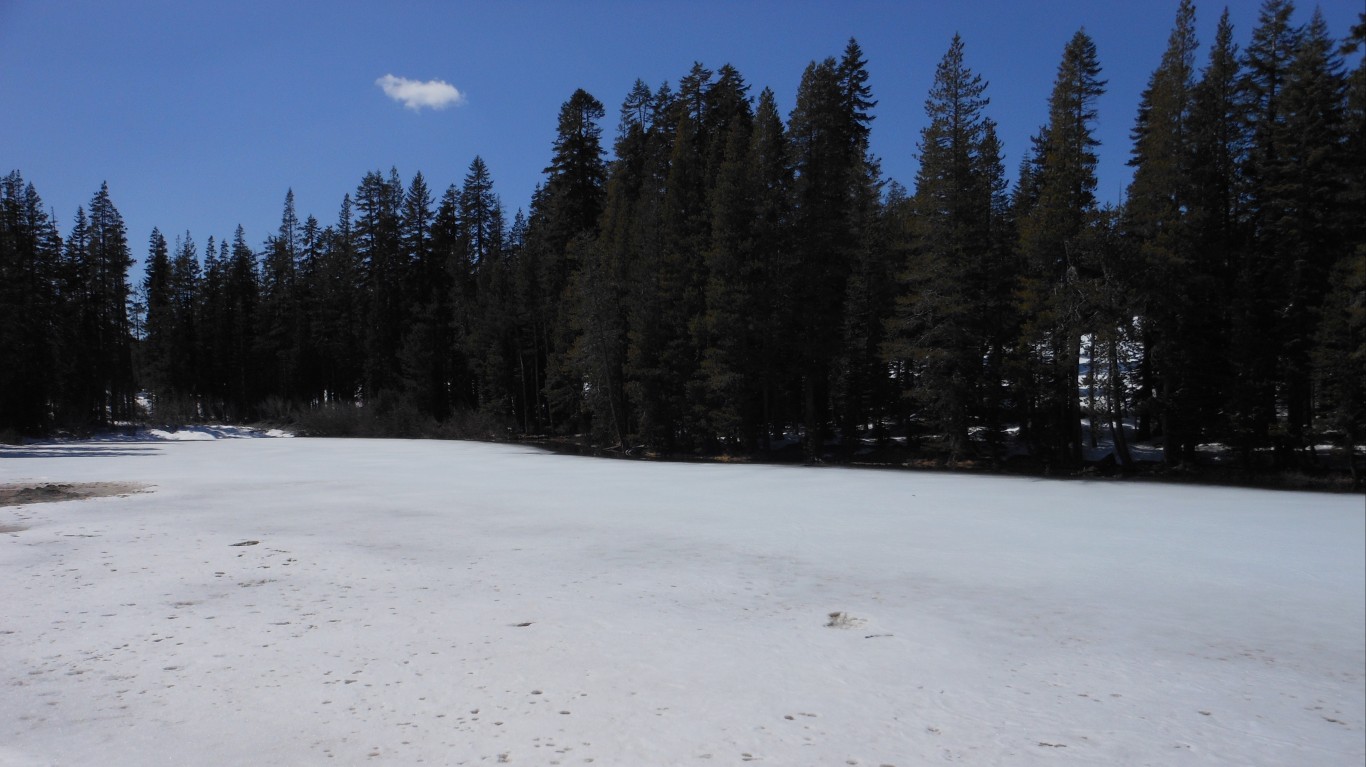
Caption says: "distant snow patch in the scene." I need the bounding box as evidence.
[72,425,294,443]
[144,426,293,440]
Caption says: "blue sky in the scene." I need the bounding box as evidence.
[2,1,1360,261]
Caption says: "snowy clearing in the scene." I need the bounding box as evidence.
[1,438,1362,766]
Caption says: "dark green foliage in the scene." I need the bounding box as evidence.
[1125,0,1214,464]
[355,168,407,400]
[56,184,137,427]
[12,17,1360,487]
[885,35,1011,461]
[1015,29,1107,468]
[0,172,64,434]
[257,190,302,404]
[397,172,449,419]
[524,90,609,434]
[1221,0,1356,468]
[1313,15,1365,476]
[744,88,798,447]
[787,55,864,457]
[140,228,173,399]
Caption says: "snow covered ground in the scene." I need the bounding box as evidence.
[1,437,1362,766]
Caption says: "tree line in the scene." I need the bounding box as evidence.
[2,0,1362,476]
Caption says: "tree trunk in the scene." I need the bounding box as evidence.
[1108,336,1134,469]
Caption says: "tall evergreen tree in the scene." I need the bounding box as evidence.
[569,89,644,447]
[699,113,761,447]
[166,232,203,411]
[787,56,856,457]
[746,87,798,446]
[527,89,607,432]
[832,38,894,448]
[619,80,684,449]
[1177,9,1250,458]
[1016,30,1106,467]
[309,196,363,405]
[198,234,224,413]
[67,184,136,425]
[457,158,517,425]
[1310,14,1364,479]
[140,228,173,402]
[1230,0,1301,462]
[355,168,407,401]
[1276,8,1349,447]
[0,172,63,434]
[396,171,449,420]
[258,190,302,404]
[656,108,711,448]
[886,34,1005,461]
[223,225,261,418]
[1125,0,1215,464]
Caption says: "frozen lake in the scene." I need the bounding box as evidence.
[2,437,1362,765]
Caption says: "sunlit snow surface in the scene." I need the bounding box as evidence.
[1,438,1361,766]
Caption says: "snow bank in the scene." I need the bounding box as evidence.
[79,425,294,442]
[1,439,1361,765]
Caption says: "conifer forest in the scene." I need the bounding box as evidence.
[3,1,1363,480]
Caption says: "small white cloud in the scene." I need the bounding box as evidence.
[376,74,466,111]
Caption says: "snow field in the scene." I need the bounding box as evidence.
[1,438,1362,766]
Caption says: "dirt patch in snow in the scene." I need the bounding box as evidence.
[0,482,149,507]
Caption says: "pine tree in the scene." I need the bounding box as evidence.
[1310,14,1364,479]
[541,90,608,247]
[56,207,92,426]
[1230,0,1301,462]
[355,168,407,401]
[397,171,448,420]
[501,208,538,432]
[198,235,224,415]
[583,79,668,447]
[619,79,683,449]
[309,196,363,405]
[1276,9,1349,447]
[258,190,302,404]
[1182,9,1248,456]
[1312,251,1364,484]
[700,115,760,447]
[80,184,136,425]
[291,216,323,405]
[1125,0,1212,464]
[885,34,1001,461]
[746,87,797,447]
[166,232,203,415]
[140,228,173,404]
[463,159,515,427]
[223,225,261,419]
[569,234,630,447]
[788,56,854,457]
[569,89,642,447]
[528,89,608,433]
[832,38,894,449]
[1016,30,1106,467]
[461,157,509,419]
[702,64,753,186]
[0,172,63,434]
[654,107,710,449]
